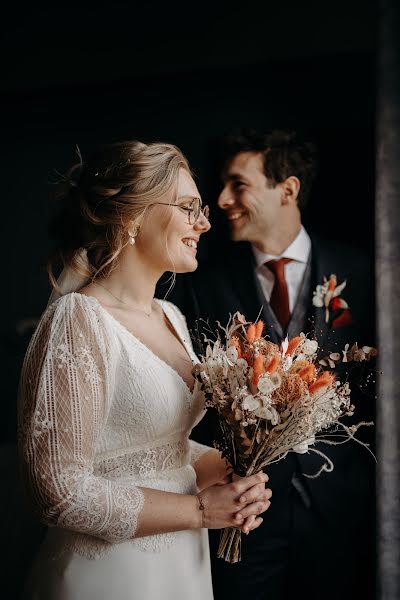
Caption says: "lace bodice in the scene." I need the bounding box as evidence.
[18,293,209,555]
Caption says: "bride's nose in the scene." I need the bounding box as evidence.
[194,209,211,232]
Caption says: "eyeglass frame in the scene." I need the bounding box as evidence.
[150,196,210,225]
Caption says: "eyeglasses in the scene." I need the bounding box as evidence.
[151,197,210,225]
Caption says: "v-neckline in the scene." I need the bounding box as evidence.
[79,294,196,395]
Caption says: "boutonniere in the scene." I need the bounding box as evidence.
[312,274,353,329]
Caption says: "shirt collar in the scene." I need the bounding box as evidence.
[252,225,311,268]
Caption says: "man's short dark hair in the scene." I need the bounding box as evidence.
[223,129,318,210]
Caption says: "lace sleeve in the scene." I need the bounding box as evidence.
[18,293,144,544]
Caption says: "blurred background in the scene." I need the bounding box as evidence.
[1,0,391,597]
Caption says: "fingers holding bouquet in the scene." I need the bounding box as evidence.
[197,472,272,531]
[231,471,272,533]
[240,515,264,534]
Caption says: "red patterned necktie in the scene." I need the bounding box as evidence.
[265,258,292,330]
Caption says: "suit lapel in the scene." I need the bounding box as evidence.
[287,250,313,340]
[309,236,334,354]
[227,243,282,345]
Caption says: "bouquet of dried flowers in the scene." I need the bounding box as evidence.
[192,312,376,563]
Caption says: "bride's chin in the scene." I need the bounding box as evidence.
[174,258,198,274]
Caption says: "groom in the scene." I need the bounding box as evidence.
[169,130,375,600]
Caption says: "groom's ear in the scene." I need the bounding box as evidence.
[281,176,300,206]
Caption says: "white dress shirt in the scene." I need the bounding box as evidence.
[252,226,312,313]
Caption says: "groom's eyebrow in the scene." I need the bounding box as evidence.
[223,173,248,183]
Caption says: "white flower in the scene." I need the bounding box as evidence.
[282,355,293,370]
[270,372,282,388]
[312,296,324,308]
[243,395,261,411]
[292,436,315,454]
[212,340,222,357]
[281,336,289,357]
[269,406,280,425]
[301,339,319,355]
[342,343,350,362]
[226,346,238,364]
[254,401,280,424]
[236,358,248,370]
[255,406,273,419]
[312,284,326,307]
[257,374,276,395]
[332,279,347,297]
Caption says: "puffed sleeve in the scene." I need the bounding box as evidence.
[18,293,144,543]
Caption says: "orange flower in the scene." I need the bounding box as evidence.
[328,274,337,292]
[286,336,303,356]
[246,323,256,343]
[298,364,317,384]
[252,355,264,385]
[265,354,281,374]
[317,371,334,384]
[308,371,335,395]
[324,275,337,311]
[273,372,308,404]
[289,359,309,374]
[255,320,264,339]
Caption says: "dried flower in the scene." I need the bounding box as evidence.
[312,274,352,328]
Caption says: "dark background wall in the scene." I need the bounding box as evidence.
[1,2,377,445]
[1,2,377,595]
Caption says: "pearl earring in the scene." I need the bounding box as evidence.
[128,226,139,245]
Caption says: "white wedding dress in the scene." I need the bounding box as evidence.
[18,293,214,600]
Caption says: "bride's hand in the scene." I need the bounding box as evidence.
[197,472,271,530]
[231,472,272,534]
[194,449,232,491]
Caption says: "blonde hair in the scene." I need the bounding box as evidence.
[48,141,191,291]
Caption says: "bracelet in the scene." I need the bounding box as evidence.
[197,494,205,511]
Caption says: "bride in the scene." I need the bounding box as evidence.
[18,140,272,600]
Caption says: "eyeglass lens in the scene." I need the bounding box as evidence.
[188,199,210,224]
